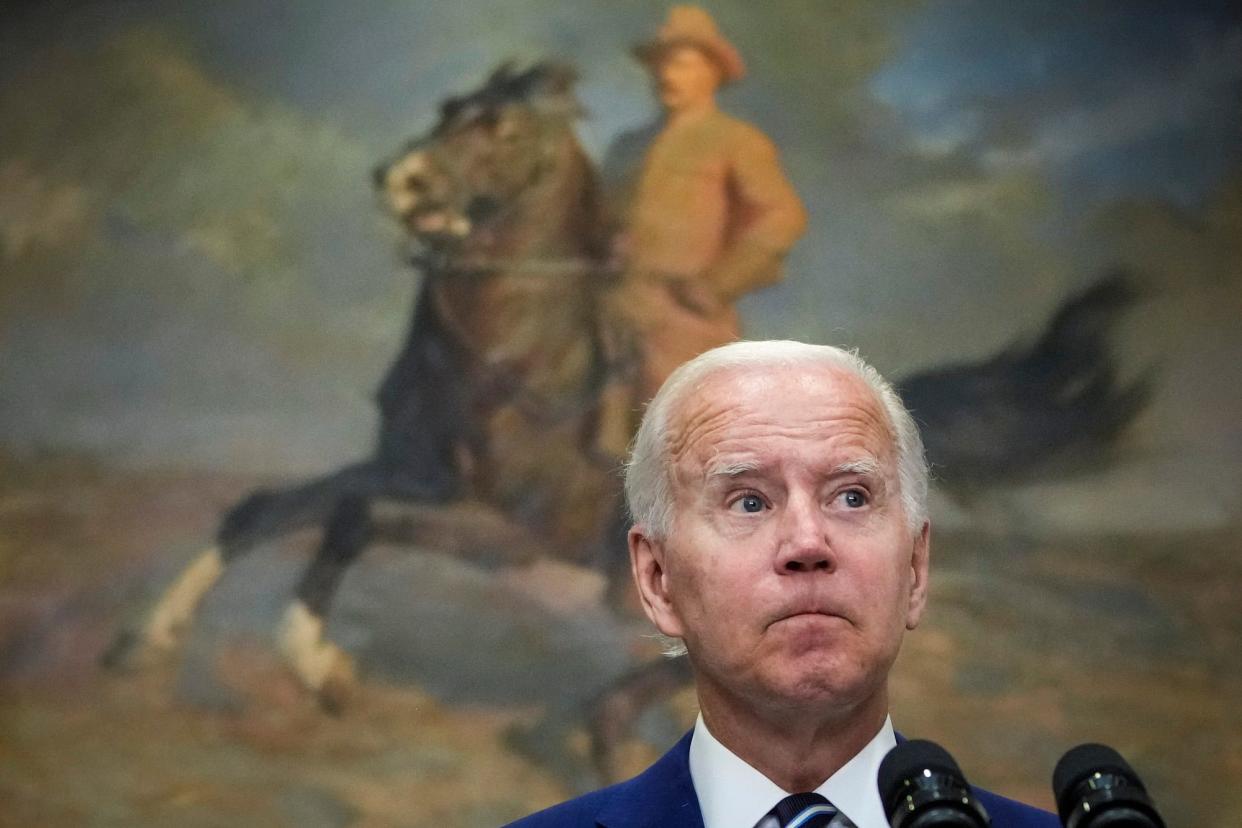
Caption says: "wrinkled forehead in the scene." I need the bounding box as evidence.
[665,364,898,481]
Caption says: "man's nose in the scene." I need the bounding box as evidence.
[774,495,834,574]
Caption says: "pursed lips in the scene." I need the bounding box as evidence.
[767,604,852,630]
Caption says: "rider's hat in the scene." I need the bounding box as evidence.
[633,5,746,84]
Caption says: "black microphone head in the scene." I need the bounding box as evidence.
[1053,743,1164,828]
[879,739,965,806]
[1053,743,1145,814]
[879,739,991,827]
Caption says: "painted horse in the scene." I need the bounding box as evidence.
[106,62,683,779]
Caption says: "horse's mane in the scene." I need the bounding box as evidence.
[436,61,581,135]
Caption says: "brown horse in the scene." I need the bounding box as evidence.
[105,60,684,782]
[373,60,619,556]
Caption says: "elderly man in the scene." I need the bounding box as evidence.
[509,341,1056,827]
[596,6,807,458]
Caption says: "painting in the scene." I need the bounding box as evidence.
[1,1,1239,825]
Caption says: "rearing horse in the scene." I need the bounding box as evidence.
[106,64,669,754]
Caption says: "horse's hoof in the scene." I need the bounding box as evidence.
[99,628,141,671]
[276,600,360,710]
[111,545,223,671]
[317,653,358,715]
[99,628,172,673]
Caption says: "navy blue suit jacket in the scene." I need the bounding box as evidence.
[505,730,1059,828]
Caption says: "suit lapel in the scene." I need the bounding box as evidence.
[596,731,704,828]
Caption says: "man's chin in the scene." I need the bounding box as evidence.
[757,651,879,710]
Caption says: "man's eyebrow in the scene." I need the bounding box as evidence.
[831,458,882,477]
[703,459,761,480]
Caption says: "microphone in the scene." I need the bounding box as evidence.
[878,739,991,827]
[1052,743,1166,828]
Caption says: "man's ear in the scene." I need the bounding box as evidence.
[905,520,931,631]
[629,526,685,639]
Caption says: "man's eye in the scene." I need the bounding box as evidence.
[731,494,765,513]
[841,489,867,508]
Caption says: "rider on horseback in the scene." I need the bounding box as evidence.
[595,5,808,458]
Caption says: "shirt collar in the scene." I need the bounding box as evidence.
[688,713,896,828]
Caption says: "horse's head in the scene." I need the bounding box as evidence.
[376,61,582,247]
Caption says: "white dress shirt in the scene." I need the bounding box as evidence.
[688,713,896,828]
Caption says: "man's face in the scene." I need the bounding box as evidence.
[631,364,929,720]
[654,45,721,112]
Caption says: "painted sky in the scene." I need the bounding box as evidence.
[873,0,1242,206]
[2,0,1239,529]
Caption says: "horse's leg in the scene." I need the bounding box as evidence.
[375,280,469,501]
[103,543,229,670]
[104,462,381,671]
[130,545,226,654]
[277,495,372,713]
[588,656,693,782]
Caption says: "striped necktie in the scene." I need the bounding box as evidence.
[760,791,858,828]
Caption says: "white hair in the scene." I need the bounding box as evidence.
[624,340,929,540]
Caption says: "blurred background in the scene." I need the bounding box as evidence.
[1,1,1239,825]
